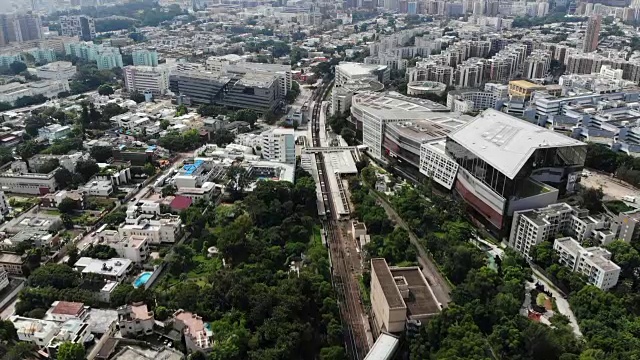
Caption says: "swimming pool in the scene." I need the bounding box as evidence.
[133,272,152,288]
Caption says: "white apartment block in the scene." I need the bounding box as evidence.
[97,229,150,264]
[36,61,77,81]
[553,237,621,290]
[0,169,57,195]
[124,66,169,96]
[509,203,619,259]
[119,214,182,244]
[419,139,459,190]
[73,257,133,283]
[0,270,9,292]
[261,128,295,164]
[0,80,69,105]
[79,180,113,197]
[10,316,58,347]
[38,124,72,143]
[205,54,243,73]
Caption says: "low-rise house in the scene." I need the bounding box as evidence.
[38,124,72,143]
[97,230,150,264]
[10,315,59,347]
[172,310,213,353]
[46,319,91,359]
[45,301,88,322]
[40,190,86,209]
[0,252,24,274]
[117,302,155,337]
[79,180,113,197]
[1,229,58,251]
[73,257,133,283]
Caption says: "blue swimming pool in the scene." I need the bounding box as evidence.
[133,272,152,288]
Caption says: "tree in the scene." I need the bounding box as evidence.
[103,209,126,226]
[98,84,114,96]
[175,104,188,117]
[61,213,74,229]
[162,184,177,197]
[160,119,171,130]
[28,263,78,289]
[17,140,38,168]
[80,244,118,260]
[212,129,235,146]
[0,320,17,342]
[9,61,26,75]
[233,109,258,128]
[155,306,169,320]
[75,159,99,181]
[57,342,85,360]
[143,162,156,176]
[4,342,36,360]
[90,146,113,163]
[130,91,146,103]
[58,197,79,214]
[579,187,604,213]
[226,165,249,200]
[54,168,74,189]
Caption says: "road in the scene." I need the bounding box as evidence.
[369,190,452,307]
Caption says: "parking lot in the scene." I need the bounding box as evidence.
[581,170,640,201]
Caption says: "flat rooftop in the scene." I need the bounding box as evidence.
[509,80,546,90]
[389,267,441,317]
[352,91,449,119]
[364,333,400,360]
[337,62,387,77]
[449,109,585,179]
[386,113,471,143]
[371,258,405,309]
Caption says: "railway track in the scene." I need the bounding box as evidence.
[310,81,369,360]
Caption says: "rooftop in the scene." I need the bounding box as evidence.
[337,62,387,77]
[449,109,585,179]
[74,257,132,277]
[371,258,405,309]
[50,301,84,316]
[352,91,449,119]
[388,267,441,317]
[364,333,400,360]
[509,80,546,90]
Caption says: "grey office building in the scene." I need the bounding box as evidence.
[169,71,281,114]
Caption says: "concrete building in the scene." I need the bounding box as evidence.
[60,15,95,41]
[73,257,133,283]
[553,237,620,290]
[169,70,230,105]
[370,258,440,334]
[28,48,56,64]
[220,72,281,114]
[261,128,295,164]
[172,310,213,353]
[583,15,602,53]
[118,215,182,244]
[0,252,24,274]
[118,302,155,337]
[79,180,113,197]
[0,80,70,105]
[0,166,57,195]
[335,62,390,86]
[36,61,77,81]
[222,62,292,97]
[508,80,546,100]
[350,91,448,161]
[45,301,88,323]
[38,124,72,143]
[0,270,8,293]
[205,54,243,72]
[384,114,470,171]
[123,66,169,96]
[445,109,586,230]
[96,230,150,264]
[132,49,158,67]
[524,50,551,80]
[10,316,58,348]
[419,139,459,190]
[96,48,123,70]
[509,203,619,259]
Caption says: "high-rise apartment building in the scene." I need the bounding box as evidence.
[261,128,295,164]
[124,66,169,96]
[0,13,42,44]
[60,15,96,41]
[132,49,158,67]
[583,15,601,53]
